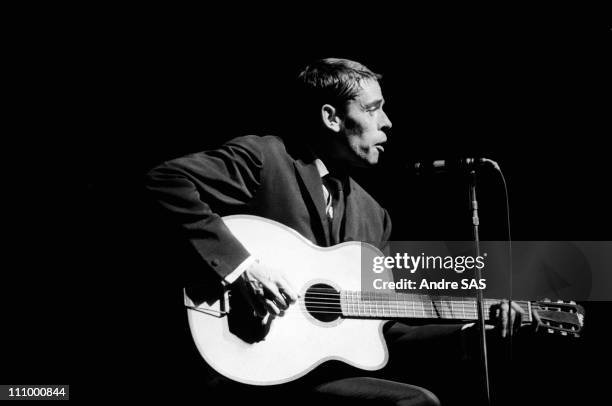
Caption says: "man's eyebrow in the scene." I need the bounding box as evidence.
[363,99,384,109]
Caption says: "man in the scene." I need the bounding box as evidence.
[146,58,522,405]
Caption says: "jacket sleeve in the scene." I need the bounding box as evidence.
[145,136,264,280]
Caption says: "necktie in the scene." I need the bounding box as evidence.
[322,175,344,245]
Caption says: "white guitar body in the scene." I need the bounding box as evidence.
[185,215,388,386]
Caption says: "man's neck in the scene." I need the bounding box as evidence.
[310,142,350,178]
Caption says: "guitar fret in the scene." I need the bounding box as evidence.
[373,292,377,317]
[374,295,379,316]
[396,294,400,318]
[348,291,352,316]
[382,292,387,318]
[361,291,365,317]
[370,291,375,318]
[345,290,349,316]
[361,292,364,317]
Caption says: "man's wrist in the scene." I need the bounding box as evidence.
[223,256,259,285]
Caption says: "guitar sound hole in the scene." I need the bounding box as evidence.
[305,283,341,323]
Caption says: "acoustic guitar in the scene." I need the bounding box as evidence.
[184,215,584,385]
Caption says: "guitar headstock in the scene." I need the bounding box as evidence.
[531,300,585,338]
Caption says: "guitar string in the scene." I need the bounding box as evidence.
[300,292,530,307]
[304,295,505,303]
[252,308,555,328]
[298,301,521,311]
[297,303,533,320]
[283,301,566,321]
[302,292,533,307]
[301,299,517,314]
[305,287,552,302]
[300,298,547,309]
[258,313,574,331]
[297,297,535,322]
[299,303,500,317]
[301,301,553,316]
[304,292,519,302]
[263,310,575,332]
[304,289,525,302]
[207,306,572,330]
[298,297,523,306]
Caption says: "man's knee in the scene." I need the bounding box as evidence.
[396,386,440,406]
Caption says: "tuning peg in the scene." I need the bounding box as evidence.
[570,301,576,304]
[561,331,567,336]
[557,300,563,303]
[548,328,554,334]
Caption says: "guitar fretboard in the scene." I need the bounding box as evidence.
[340,291,532,322]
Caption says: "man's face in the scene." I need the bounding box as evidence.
[334,79,392,167]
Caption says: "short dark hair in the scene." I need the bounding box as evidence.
[297,58,382,115]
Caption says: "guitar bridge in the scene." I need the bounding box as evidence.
[183,287,230,318]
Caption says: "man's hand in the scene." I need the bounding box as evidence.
[234,260,298,319]
[489,300,527,338]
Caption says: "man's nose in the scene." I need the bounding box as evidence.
[380,110,392,130]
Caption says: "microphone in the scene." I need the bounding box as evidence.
[413,157,500,174]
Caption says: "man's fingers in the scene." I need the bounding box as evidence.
[504,302,515,334]
[511,301,526,316]
[490,300,528,338]
[279,277,299,303]
[261,281,288,310]
[511,302,525,331]
[244,286,268,317]
[244,264,297,311]
[500,301,508,338]
[264,299,282,317]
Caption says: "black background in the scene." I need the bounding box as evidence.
[2,8,610,403]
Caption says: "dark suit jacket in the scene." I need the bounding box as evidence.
[146,135,392,281]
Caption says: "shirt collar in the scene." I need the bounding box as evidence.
[314,158,329,179]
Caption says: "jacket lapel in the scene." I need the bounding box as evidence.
[293,159,330,246]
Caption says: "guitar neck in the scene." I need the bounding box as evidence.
[340,291,533,323]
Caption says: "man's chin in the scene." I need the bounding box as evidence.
[355,157,379,168]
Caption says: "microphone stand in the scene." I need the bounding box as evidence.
[469,168,491,405]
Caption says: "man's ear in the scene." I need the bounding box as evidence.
[321,104,341,133]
